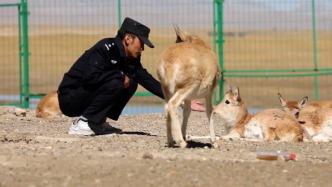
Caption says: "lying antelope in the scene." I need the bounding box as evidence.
[212,86,303,142]
[278,93,332,142]
[157,27,221,148]
[36,91,62,118]
[278,93,332,118]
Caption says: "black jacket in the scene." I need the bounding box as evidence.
[58,36,164,99]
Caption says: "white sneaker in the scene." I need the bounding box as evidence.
[68,118,95,136]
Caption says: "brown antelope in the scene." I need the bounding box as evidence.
[36,91,62,118]
[157,27,221,148]
[278,93,332,118]
[212,86,303,142]
[278,93,332,142]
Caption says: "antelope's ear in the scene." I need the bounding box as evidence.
[225,83,232,93]
[278,93,287,107]
[173,25,184,43]
[298,96,308,109]
[232,86,241,101]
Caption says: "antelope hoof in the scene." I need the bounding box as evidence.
[167,140,174,147]
[168,140,187,148]
[178,140,187,148]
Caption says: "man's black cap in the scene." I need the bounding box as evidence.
[118,17,154,48]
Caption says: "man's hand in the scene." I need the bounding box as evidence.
[190,100,206,112]
[123,75,130,88]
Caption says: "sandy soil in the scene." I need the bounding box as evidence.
[0,106,332,187]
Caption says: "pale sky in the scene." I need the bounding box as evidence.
[0,0,331,30]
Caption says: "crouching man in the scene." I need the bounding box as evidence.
[58,17,205,136]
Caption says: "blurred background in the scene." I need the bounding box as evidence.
[0,0,332,114]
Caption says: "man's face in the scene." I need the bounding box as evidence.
[124,34,144,58]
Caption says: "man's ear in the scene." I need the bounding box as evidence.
[124,34,133,46]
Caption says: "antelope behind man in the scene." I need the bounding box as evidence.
[212,86,303,142]
[278,93,332,142]
[157,27,221,148]
[36,91,62,118]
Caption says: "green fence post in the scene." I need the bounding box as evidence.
[18,4,23,106]
[20,0,30,108]
[117,0,122,27]
[216,0,224,103]
[311,0,319,100]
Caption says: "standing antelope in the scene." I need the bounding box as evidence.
[278,93,332,142]
[212,86,303,142]
[157,27,221,148]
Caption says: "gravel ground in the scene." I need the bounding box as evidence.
[0,106,332,187]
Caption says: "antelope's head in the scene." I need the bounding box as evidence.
[278,93,308,119]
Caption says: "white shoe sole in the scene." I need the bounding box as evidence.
[68,126,94,136]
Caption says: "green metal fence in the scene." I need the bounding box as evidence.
[217,0,332,107]
[0,0,29,107]
[0,0,332,110]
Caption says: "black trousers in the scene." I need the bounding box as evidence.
[58,78,138,125]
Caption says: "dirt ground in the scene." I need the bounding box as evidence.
[0,106,332,187]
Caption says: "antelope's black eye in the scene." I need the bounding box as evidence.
[225,100,230,104]
[295,112,299,118]
[299,121,306,124]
